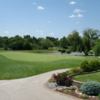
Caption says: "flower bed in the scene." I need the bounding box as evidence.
[48,71,99,100]
[47,60,100,100]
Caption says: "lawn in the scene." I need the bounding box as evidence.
[0,51,97,80]
[74,71,100,82]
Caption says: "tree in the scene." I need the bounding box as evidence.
[46,36,59,47]
[82,28,99,56]
[93,39,100,56]
[24,35,33,43]
[3,36,10,50]
[0,28,99,51]
[60,37,68,49]
[0,37,4,48]
[67,31,82,52]
[38,38,54,49]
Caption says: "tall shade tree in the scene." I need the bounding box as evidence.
[60,37,68,49]
[67,31,82,52]
[38,38,54,49]
[82,28,100,56]
[46,37,59,47]
[93,39,100,56]
[0,37,4,48]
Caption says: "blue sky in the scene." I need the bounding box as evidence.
[0,0,100,38]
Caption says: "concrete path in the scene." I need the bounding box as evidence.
[0,69,81,100]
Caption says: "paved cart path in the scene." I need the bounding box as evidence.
[0,69,81,100]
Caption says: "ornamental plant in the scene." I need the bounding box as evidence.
[89,60,100,71]
[80,60,100,72]
[80,81,100,96]
[53,72,73,87]
[70,67,83,75]
[80,60,91,72]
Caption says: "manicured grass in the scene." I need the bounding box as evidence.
[74,72,100,82]
[0,51,96,62]
[0,51,98,80]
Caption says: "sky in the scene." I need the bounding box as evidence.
[0,0,100,38]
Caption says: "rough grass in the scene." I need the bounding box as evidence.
[74,71,100,82]
[0,51,97,80]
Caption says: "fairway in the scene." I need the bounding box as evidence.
[0,51,97,80]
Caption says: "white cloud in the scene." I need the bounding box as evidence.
[69,8,85,18]
[69,14,76,18]
[32,2,45,11]
[73,8,84,14]
[69,13,83,18]
[37,6,45,10]
[77,13,83,18]
[69,1,76,5]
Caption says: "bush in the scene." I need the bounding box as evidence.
[89,60,100,71]
[69,67,83,75]
[80,81,100,96]
[66,49,71,54]
[58,49,66,54]
[88,50,94,56]
[53,72,73,87]
[93,40,100,56]
[80,60,100,72]
[80,61,91,72]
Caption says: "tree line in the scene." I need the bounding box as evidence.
[0,28,100,56]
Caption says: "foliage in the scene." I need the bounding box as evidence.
[58,49,66,54]
[38,38,54,49]
[93,39,100,56]
[0,28,100,55]
[0,35,59,50]
[82,28,99,56]
[80,60,100,72]
[69,67,83,75]
[67,31,83,52]
[80,81,100,96]
[80,61,90,72]
[60,37,68,49]
[53,72,73,87]
[46,37,59,46]
[89,60,100,71]
[66,49,71,54]
[88,50,94,56]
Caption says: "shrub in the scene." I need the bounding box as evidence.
[93,40,100,56]
[89,60,100,71]
[80,81,100,96]
[88,50,94,56]
[66,49,71,54]
[53,72,73,87]
[80,61,91,72]
[70,67,83,75]
[58,49,66,54]
[80,60,100,72]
